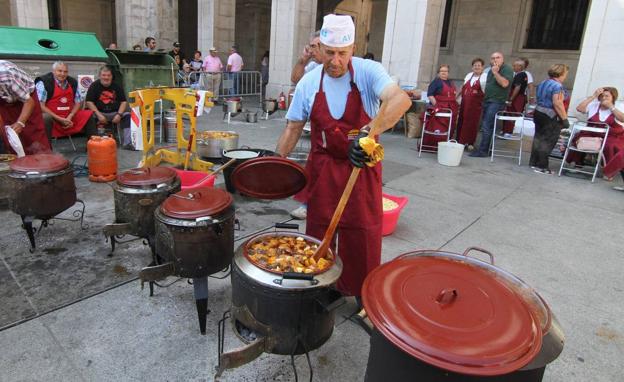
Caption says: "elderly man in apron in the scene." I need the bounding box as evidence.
[0,60,51,155]
[36,61,95,142]
[276,14,411,301]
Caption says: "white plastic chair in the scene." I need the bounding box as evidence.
[490,111,525,165]
[558,121,610,182]
[418,107,453,157]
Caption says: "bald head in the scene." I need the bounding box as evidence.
[490,51,504,67]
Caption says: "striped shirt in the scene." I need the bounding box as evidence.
[0,60,35,103]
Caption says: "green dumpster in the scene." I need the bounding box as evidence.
[105,50,176,97]
[0,26,108,80]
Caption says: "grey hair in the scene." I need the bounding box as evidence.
[310,30,320,39]
[52,61,67,70]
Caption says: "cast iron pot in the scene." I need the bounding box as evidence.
[8,153,76,218]
[153,188,235,278]
[230,230,344,355]
[111,167,181,239]
[222,148,276,193]
[363,248,564,382]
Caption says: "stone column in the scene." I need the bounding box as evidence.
[10,0,49,29]
[266,0,317,99]
[213,0,235,53]
[569,0,624,117]
[197,0,216,54]
[115,0,177,51]
[381,0,445,89]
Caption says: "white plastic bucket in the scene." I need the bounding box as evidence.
[437,140,464,166]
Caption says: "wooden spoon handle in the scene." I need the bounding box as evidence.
[313,167,361,261]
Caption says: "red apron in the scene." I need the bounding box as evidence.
[503,87,527,134]
[305,61,382,297]
[456,75,484,145]
[0,91,51,154]
[588,112,624,178]
[47,81,92,138]
[421,81,458,151]
[566,111,623,169]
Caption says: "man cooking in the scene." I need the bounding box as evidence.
[275,14,410,301]
[36,61,96,142]
[0,60,51,155]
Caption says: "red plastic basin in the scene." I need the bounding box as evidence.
[171,168,216,190]
[382,193,409,236]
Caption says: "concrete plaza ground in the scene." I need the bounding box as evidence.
[1,104,623,381]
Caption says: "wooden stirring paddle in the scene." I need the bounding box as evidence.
[313,166,362,261]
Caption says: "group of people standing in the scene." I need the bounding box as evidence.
[415,51,624,185]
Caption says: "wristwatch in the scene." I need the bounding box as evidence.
[16,121,26,128]
[360,125,371,134]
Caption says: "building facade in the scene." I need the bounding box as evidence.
[2,0,622,116]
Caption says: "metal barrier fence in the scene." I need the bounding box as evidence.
[186,70,264,100]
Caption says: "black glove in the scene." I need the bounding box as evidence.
[348,130,370,168]
[561,119,570,129]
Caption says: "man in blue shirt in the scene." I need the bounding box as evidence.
[276,14,410,302]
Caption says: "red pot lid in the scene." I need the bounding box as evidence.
[231,157,307,199]
[117,166,178,187]
[362,254,542,376]
[160,187,233,219]
[10,153,69,173]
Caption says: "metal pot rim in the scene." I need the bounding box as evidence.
[9,165,72,179]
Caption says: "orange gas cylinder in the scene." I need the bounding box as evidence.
[87,136,117,182]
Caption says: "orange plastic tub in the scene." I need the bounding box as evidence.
[382,193,409,236]
[171,168,216,190]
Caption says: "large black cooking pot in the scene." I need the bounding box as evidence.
[230,230,344,355]
[153,187,235,278]
[111,167,181,239]
[222,148,276,193]
[8,153,76,218]
[362,248,564,382]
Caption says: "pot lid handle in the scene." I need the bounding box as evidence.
[172,190,202,201]
[436,288,458,307]
[462,246,495,265]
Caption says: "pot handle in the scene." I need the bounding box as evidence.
[273,272,319,285]
[274,223,299,230]
[462,247,495,265]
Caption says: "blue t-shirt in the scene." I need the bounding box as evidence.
[286,57,394,121]
[536,79,564,109]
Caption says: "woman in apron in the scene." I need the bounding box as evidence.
[422,64,458,151]
[456,58,486,149]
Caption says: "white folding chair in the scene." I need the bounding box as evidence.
[558,121,609,183]
[418,107,453,157]
[490,111,525,165]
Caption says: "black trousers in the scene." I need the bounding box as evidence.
[530,110,562,169]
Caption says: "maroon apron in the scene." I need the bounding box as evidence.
[456,75,484,145]
[421,81,458,151]
[503,78,527,134]
[0,91,51,154]
[46,81,92,138]
[585,112,624,178]
[305,61,383,297]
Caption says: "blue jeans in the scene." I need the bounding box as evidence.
[477,100,507,154]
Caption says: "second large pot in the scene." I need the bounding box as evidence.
[196,131,239,159]
[112,167,181,239]
[231,231,344,355]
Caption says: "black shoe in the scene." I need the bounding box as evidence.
[121,144,135,151]
[469,151,488,157]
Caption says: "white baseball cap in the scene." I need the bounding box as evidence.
[320,14,355,48]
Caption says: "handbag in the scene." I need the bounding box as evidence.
[576,137,603,151]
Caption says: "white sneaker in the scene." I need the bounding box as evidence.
[290,206,307,220]
[503,133,513,138]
